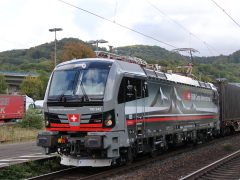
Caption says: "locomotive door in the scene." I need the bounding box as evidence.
[135,78,146,137]
[121,75,148,138]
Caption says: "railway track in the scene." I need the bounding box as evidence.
[180,149,240,180]
[27,134,239,180]
[27,146,193,180]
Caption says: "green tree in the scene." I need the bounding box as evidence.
[0,74,8,94]
[19,71,49,100]
[37,70,49,99]
[19,76,42,100]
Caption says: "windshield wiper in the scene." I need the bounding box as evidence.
[57,70,80,102]
[79,81,89,101]
[57,80,75,101]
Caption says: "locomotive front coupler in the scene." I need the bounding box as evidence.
[65,137,85,155]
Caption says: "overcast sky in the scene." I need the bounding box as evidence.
[1,0,240,57]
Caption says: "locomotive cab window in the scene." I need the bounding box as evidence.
[48,68,110,101]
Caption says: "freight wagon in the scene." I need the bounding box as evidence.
[214,82,240,135]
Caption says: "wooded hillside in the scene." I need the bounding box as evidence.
[0,37,240,82]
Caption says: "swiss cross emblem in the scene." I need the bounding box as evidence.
[184,92,191,100]
[68,114,80,122]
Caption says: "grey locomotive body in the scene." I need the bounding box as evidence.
[37,54,219,167]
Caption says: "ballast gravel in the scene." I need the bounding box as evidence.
[108,135,240,180]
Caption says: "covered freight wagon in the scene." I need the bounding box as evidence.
[214,81,240,135]
[0,95,34,122]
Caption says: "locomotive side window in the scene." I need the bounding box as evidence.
[118,77,148,104]
[136,79,142,98]
[126,78,136,102]
[143,81,149,97]
[118,78,125,104]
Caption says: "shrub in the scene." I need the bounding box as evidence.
[222,143,233,151]
[17,108,44,129]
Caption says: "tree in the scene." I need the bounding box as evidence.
[19,71,50,100]
[0,74,8,94]
[37,70,49,99]
[60,42,95,63]
[19,76,42,100]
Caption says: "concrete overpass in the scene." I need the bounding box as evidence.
[0,70,39,94]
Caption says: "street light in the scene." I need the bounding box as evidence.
[216,78,227,81]
[108,45,113,53]
[49,28,63,67]
[88,39,108,51]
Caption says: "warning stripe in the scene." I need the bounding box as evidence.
[126,115,217,125]
[50,123,102,128]
[46,127,112,131]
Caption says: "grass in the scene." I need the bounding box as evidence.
[0,157,65,180]
[0,124,45,144]
[0,109,45,144]
[0,123,65,180]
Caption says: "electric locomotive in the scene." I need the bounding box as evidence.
[37,51,219,167]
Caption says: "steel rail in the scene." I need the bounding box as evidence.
[180,149,240,180]
[26,167,79,180]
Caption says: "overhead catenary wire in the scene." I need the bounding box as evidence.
[59,0,177,49]
[59,0,234,57]
[0,39,28,48]
[204,42,214,56]
[212,0,240,28]
[145,0,222,56]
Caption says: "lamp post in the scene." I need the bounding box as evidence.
[88,39,108,51]
[108,45,113,53]
[49,28,63,67]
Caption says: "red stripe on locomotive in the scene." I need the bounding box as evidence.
[126,115,217,125]
[50,123,103,128]
[46,127,112,131]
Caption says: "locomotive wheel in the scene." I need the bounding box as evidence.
[221,127,231,136]
[123,147,134,165]
[162,142,168,152]
[149,149,158,158]
[116,157,123,166]
[197,132,206,143]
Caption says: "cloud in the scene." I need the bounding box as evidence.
[1,0,240,57]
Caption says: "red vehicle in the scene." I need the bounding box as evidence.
[0,95,34,123]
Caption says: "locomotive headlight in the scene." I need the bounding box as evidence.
[102,110,115,128]
[45,120,50,126]
[104,119,112,126]
[104,114,112,126]
[44,112,50,127]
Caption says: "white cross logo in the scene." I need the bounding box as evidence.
[68,114,80,122]
[71,115,77,122]
[187,93,191,100]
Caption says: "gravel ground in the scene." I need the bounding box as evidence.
[108,135,240,180]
